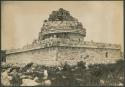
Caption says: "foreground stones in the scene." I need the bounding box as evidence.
[21,78,39,86]
[1,69,12,86]
[1,60,124,86]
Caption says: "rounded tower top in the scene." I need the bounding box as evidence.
[48,8,77,21]
[39,8,86,40]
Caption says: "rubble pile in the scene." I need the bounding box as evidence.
[48,8,77,21]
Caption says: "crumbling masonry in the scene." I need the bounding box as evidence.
[6,8,122,66]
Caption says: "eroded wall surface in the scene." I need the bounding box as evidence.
[6,46,121,66]
[57,47,121,65]
[6,47,58,66]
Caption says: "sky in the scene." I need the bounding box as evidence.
[1,1,123,51]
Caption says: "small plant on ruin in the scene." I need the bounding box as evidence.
[77,61,86,69]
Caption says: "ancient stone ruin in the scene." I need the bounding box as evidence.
[5,8,122,66]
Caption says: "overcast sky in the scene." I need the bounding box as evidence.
[1,1,123,51]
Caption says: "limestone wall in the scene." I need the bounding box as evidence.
[57,47,121,65]
[67,33,84,41]
[6,46,121,66]
[6,39,121,54]
[6,47,58,66]
[43,21,78,28]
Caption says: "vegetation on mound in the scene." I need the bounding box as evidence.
[1,59,124,86]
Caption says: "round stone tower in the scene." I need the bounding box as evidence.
[5,8,122,66]
[38,8,86,45]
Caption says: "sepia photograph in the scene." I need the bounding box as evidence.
[1,1,124,86]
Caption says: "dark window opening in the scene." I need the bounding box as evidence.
[105,52,108,58]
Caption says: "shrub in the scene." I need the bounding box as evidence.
[62,61,70,71]
[77,61,86,69]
